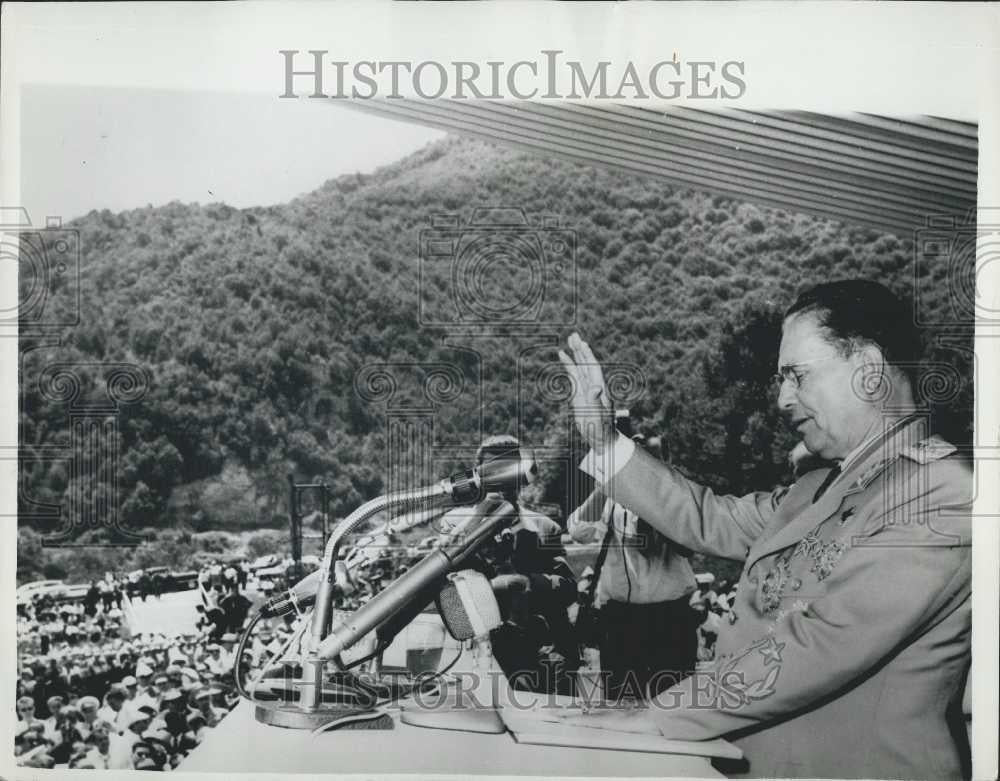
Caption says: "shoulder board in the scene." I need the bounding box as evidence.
[900,434,957,465]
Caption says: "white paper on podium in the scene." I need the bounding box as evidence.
[496,691,743,761]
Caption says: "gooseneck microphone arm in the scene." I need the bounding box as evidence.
[307,452,537,655]
[316,496,518,665]
[308,483,454,654]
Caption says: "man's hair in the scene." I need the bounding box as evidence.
[475,434,521,466]
[784,279,921,387]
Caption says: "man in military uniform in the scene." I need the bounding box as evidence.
[558,280,972,779]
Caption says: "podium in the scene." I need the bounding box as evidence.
[181,698,728,777]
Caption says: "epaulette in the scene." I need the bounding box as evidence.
[900,434,957,465]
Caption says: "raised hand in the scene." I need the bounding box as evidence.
[557,332,616,456]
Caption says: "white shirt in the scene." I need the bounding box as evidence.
[97,705,126,732]
[42,716,61,745]
[207,654,229,677]
[568,498,695,604]
[108,731,139,770]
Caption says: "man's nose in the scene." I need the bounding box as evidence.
[776,378,797,410]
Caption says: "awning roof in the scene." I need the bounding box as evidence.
[345,101,978,238]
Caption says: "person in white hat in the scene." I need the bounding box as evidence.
[97,684,129,732]
[152,673,171,701]
[76,696,101,740]
[688,572,719,609]
[132,662,159,709]
[160,687,196,732]
[121,674,138,700]
[203,643,226,677]
[108,706,152,769]
[179,667,201,692]
[16,695,42,734]
[192,687,223,727]
[40,695,64,745]
[85,720,115,769]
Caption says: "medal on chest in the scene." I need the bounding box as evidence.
[759,529,848,613]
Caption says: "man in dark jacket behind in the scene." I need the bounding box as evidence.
[460,435,580,695]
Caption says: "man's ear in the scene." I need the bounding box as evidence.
[852,343,890,402]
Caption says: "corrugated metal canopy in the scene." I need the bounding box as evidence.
[343,101,977,238]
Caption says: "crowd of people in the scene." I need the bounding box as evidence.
[13,561,299,770]
[687,573,740,663]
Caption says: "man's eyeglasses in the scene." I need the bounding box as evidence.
[771,355,842,391]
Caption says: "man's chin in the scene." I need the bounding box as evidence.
[800,435,826,459]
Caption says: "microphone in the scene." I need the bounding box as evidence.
[443,450,538,505]
[258,561,353,619]
[435,570,502,641]
[373,568,502,650]
[399,569,507,735]
[259,570,322,618]
[316,496,518,663]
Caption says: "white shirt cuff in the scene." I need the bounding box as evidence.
[579,435,636,485]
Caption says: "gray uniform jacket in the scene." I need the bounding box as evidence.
[600,417,972,779]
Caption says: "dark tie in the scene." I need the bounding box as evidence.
[812,465,842,503]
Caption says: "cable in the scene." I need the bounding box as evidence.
[233,611,264,700]
[371,644,464,709]
[307,646,463,735]
[341,641,387,671]
[435,644,464,678]
[236,610,311,702]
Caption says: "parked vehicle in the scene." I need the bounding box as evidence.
[124,566,199,596]
[16,580,66,605]
[250,554,280,572]
[60,584,91,601]
[170,569,199,590]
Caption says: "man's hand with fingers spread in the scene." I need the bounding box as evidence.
[557,332,616,456]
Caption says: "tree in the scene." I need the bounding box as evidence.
[246,529,288,560]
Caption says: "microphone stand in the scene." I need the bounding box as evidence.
[307,481,461,659]
[250,486,518,729]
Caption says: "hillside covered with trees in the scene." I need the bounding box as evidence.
[18,134,973,580]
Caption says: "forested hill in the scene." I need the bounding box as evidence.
[19,135,972,538]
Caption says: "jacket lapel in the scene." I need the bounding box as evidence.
[746,469,848,571]
[745,416,927,571]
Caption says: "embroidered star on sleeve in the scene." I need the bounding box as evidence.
[759,637,785,665]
